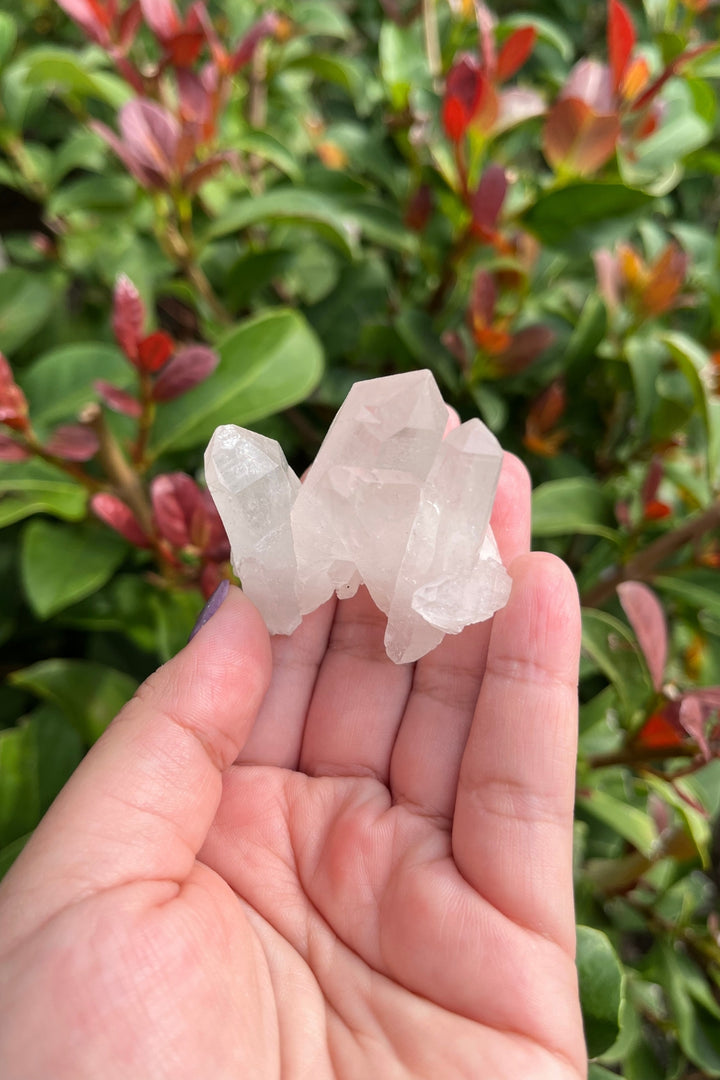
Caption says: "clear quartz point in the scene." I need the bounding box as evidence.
[205,370,512,663]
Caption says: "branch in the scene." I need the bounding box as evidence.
[581,497,720,608]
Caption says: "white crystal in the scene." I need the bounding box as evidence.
[205,370,512,663]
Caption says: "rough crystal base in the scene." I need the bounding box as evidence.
[205,370,511,663]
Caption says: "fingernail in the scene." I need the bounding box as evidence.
[189,579,230,641]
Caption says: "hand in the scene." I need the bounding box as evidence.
[0,452,586,1080]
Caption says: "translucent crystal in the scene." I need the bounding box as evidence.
[205,370,512,663]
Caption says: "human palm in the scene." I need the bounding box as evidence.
[0,454,586,1079]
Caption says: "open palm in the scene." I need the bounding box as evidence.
[0,454,586,1079]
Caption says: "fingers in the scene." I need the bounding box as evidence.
[452,554,581,954]
[298,586,414,782]
[389,454,531,821]
[237,598,336,769]
[0,587,271,945]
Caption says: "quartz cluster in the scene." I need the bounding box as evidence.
[205,369,511,663]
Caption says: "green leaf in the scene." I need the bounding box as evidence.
[0,705,83,849]
[0,488,87,527]
[661,944,720,1076]
[643,775,712,868]
[655,569,720,620]
[20,46,131,108]
[49,175,136,217]
[292,1,353,37]
[659,331,715,476]
[531,477,619,541]
[576,926,625,1058]
[233,130,302,182]
[20,341,132,434]
[581,608,654,726]
[0,460,88,527]
[10,659,137,744]
[564,294,607,371]
[0,11,17,66]
[205,189,358,257]
[378,21,429,109]
[21,519,127,619]
[577,789,658,858]
[150,308,323,454]
[0,268,54,354]
[625,334,665,439]
[524,183,654,247]
[0,833,30,879]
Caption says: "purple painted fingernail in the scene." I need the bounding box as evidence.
[189,579,230,641]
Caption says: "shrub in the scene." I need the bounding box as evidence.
[1,1,720,1073]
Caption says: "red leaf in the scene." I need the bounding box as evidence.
[495,26,536,83]
[644,500,672,522]
[636,709,685,750]
[500,324,555,374]
[200,560,227,599]
[468,270,497,329]
[94,380,142,418]
[470,164,507,237]
[112,275,144,361]
[137,331,174,373]
[45,424,100,462]
[543,97,620,176]
[617,580,667,692]
[404,185,433,232]
[0,433,30,461]
[91,493,149,547]
[442,55,486,141]
[118,1,143,50]
[151,472,204,548]
[152,345,219,402]
[639,455,665,496]
[608,0,636,94]
[0,354,29,431]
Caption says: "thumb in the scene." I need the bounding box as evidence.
[0,584,271,942]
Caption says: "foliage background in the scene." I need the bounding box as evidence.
[1,0,720,1074]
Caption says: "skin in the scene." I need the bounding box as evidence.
[0,452,587,1079]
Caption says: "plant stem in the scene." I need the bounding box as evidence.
[586,743,700,770]
[83,405,154,536]
[423,0,442,86]
[581,497,720,607]
[132,371,156,470]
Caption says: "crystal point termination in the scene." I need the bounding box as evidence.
[205,370,511,663]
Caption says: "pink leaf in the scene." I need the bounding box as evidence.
[593,249,620,311]
[618,581,667,691]
[562,59,614,112]
[45,424,100,462]
[200,489,230,561]
[139,0,180,41]
[679,696,711,761]
[470,164,507,236]
[151,472,203,548]
[543,96,620,175]
[94,380,142,418]
[56,0,114,45]
[0,433,30,461]
[230,12,283,72]
[91,493,149,547]
[118,99,180,184]
[494,88,545,134]
[112,274,145,360]
[152,345,219,402]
